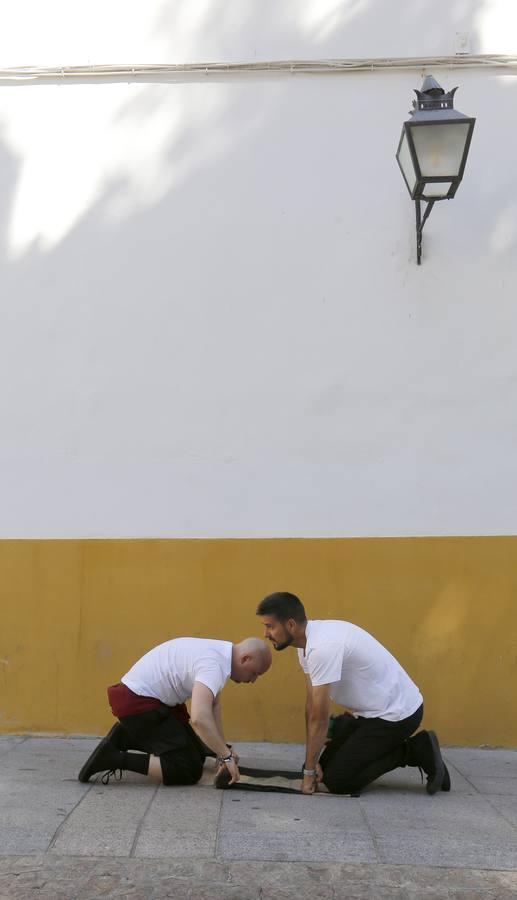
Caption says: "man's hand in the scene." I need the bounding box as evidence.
[219,756,240,785]
[302,773,316,795]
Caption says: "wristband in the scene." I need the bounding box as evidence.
[217,753,234,765]
[303,767,316,776]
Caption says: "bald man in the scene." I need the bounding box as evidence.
[78,636,271,787]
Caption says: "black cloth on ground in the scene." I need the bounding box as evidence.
[216,766,304,794]
[215,767,360,796]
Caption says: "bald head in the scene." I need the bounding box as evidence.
[231,637,272,683]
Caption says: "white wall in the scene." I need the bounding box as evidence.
[1,1,516,537]
[2,0,515,64]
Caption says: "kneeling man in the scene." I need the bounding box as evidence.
[78,636,271,787]
[257,592,449,797]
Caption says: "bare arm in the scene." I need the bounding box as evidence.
[212,694,225,744]
[304,674,313,732]
[302,680,331,794]
[212,693,239,763]
[190,682,240,783]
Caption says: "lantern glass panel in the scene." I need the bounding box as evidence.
[422,181,452,198]
[410,122,470,178]
[397,131,417,195]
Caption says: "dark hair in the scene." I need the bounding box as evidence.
[256,592,306,624]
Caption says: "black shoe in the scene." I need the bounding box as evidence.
[78,732,124,783]
[407,730,445,795]
[441,763,451,792]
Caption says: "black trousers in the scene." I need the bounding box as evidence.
[119,706,206,786]
[320,704,423,794]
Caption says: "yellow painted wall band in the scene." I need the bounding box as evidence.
[1,537,515,746]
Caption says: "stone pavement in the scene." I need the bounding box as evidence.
[1,736,517,899]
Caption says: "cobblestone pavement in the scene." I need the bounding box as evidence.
[1,737,516,899]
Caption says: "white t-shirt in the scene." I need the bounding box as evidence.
[298,620,422,721]
[121,638,233,706]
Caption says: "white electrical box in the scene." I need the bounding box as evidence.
[454,32,471,55]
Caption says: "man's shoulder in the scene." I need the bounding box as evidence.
[192,639,233,669]
[162,638,231,672]
[307,619,353,645]
[174,637,230,653]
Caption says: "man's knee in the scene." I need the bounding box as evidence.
[322,771,356,795]
[321,753,364,795]
[160,751,203,786]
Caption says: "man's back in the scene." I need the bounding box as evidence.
[122,637,233,707]
[297,619,422,720]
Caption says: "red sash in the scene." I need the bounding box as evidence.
[107,683,190,724]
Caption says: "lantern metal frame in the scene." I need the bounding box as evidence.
[396,76,475,264]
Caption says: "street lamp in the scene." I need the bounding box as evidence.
[396,75,475,264]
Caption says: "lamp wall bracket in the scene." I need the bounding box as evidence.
[415,199,435,265]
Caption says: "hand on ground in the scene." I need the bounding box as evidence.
[225,757,240,785]
[302,773,316,795]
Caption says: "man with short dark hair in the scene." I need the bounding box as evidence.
[78,636,271,787]
[257,591,449,797]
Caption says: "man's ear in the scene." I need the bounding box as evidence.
[286,618,297,634]
[241,653,252,663]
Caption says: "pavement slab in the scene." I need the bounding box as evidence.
[486,794,517,829]
[465,775,517,796]
[135,783,222,858]
[444,748,517,776]
[0,738,28,756]
[0,738,516,898]
[361,789,517,869]
[50,782,155,857]
[217,790,377,862]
